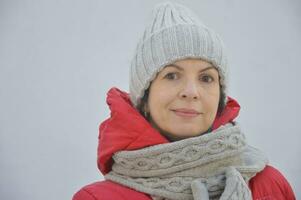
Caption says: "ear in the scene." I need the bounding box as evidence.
[144,102,150,113]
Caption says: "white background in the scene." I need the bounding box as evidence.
[1,0,300,199]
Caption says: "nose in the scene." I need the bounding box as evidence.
[179,80,200,100]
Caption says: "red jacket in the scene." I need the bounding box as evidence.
[73,87,295,200]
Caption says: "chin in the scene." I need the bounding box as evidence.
[168,127,202,138]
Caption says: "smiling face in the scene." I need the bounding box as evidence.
[145,58,220,141]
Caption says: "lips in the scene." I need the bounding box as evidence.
[171,108,202,118]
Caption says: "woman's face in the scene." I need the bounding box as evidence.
[146,58,220,141]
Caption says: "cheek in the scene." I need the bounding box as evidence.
[148,85,176,123]
[149,90,171,115]
[149,83,174,107]
[204,89,220,115]
[198,83,218,105]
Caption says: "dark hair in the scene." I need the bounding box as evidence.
[137,88,150,119]
[217,86,226,116]
[137,84,226,119]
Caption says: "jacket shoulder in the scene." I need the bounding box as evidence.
[72,180,151,200]
[249,165,295,200]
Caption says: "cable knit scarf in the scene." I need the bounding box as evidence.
[105,122,268,200]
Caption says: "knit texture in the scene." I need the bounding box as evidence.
[105,123,268,200]
[129,2,228,107]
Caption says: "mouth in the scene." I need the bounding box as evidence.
[171,108,202,118]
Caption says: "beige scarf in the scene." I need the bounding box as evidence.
[105,122,268,200]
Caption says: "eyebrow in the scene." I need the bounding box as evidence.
[165,63,215,73]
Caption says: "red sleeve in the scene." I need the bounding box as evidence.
[72,180,152,200]
[73,188,97,200]
[249,165,296,200]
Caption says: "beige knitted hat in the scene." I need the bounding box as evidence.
[129,2,228,107]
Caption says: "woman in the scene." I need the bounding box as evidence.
[73,2,295,200]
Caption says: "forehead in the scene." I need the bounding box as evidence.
[163,58,217,72]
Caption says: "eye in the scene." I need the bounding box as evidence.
[164,72,179,80]
[200,74,214,83]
